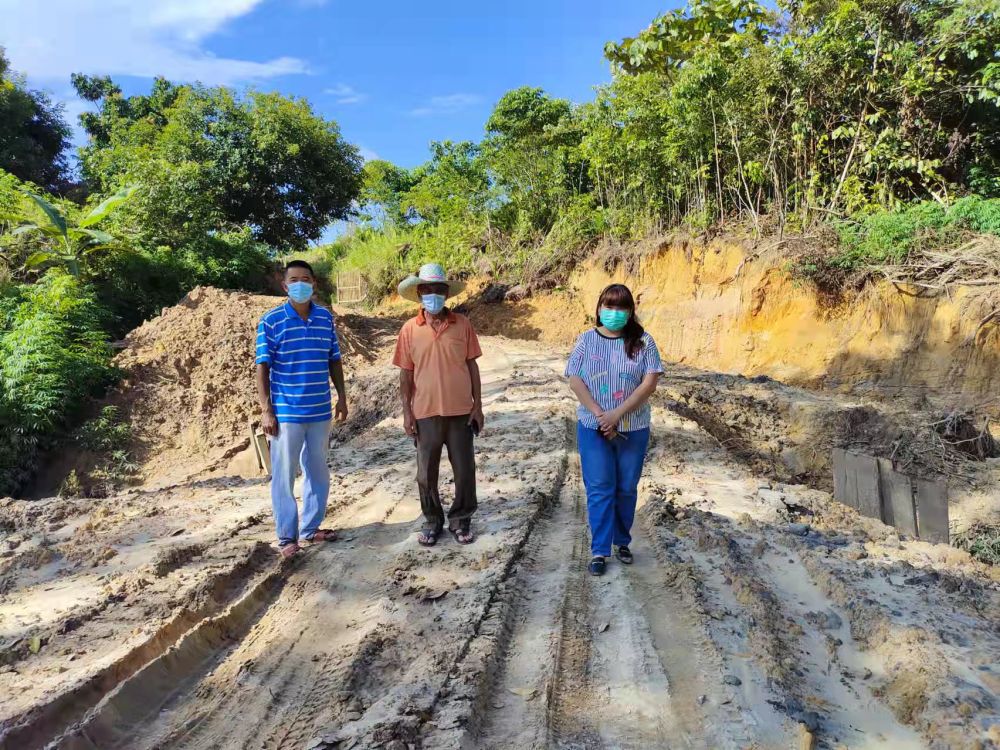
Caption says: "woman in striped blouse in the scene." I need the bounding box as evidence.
[565,284,664,576]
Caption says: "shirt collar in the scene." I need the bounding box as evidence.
[284,300,315,321]
[415,308,456,326]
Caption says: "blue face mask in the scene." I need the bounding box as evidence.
[422,293,446,315]
[599,308,630,331]
[287,281,313,304]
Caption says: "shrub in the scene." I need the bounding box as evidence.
[71,405,138,495]
[838,198,1000,269]
[0,271,117,494]
[91,228,273,336]
[75,405,130,453]
[953,524,1000,566]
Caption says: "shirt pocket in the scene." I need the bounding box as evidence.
[443,333,469,362]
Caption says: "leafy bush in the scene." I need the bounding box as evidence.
[330,220,486,304]
[953,524,1000,566]
[0,271,117,494]
[75,405,129,453]
[846,198,1000,267]
[71,405,138,495]
[91,228,273,336]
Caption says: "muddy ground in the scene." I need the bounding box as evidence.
[2,335,999,750]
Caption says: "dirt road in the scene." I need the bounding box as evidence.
[2,337,998,749]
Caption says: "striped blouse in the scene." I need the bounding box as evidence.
[564,329,663,432]
[255,301,341,424]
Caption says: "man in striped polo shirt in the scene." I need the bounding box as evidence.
[255,260,347,558]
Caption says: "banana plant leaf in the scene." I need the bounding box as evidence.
[25,192,67,237]
[75,228,115,244]
[24,251,55,268]
[79,186,137,228]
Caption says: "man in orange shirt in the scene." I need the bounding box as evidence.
[392,263,484,546]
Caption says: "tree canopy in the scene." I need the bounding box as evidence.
[0,49,70,191]
[74,76,364,247]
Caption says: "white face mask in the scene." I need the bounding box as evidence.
[422,293,446,315]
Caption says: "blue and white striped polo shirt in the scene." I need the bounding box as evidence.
[255,302,341,424]
[565,329,663,432]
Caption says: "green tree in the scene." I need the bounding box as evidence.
[482,87,588,232]
[359,159,419,227]
[596,0,1000,228]
[74,78,364,247]
[400,141,491,225]
[0,49,70,191]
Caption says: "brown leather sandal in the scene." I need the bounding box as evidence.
[302,529,337,544]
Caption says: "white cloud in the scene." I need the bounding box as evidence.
[357,145,380,162]
[324,83,367,105]
[409,93,482,117]
[0,0,308,85]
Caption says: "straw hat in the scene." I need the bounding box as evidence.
[397,262,466,303]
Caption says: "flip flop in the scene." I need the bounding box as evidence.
[279,542,300,559]
[449,525,475,545]
[418,529,440,547]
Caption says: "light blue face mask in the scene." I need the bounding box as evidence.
[287,281,313,304]
[599,308,630,331]
[422,293,446,315]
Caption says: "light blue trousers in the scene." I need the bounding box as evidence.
[269,420,331,546]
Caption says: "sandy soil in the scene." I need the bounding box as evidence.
[2,335,998,749]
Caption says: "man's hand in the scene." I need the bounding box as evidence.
[261,406,279,437]
[469,405,485,434]
[403,409,417,437]
[335,398,348,423]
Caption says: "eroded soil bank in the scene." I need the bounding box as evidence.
[465,238,1000,419]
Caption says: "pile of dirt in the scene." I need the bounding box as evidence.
[66,287,392,490]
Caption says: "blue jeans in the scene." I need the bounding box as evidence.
[577,424,650,558]
[270,420,331,546]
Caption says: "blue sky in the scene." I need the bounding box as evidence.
[1,0,672,169]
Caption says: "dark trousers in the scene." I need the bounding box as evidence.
[416,415,477,532]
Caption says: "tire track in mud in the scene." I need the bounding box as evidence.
[0,539,277,750]
[636,403,999,749]
[58,476,421,750]
[454,441,726,749]
[41,344,577,750]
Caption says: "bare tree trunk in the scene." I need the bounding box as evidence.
[831,24,883,209]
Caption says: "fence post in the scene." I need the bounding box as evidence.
[914,478,949,544]
[845,451,882,521]
[877,457,917,536]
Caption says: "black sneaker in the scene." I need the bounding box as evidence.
[614,545,633,565]
[589,556,606,576]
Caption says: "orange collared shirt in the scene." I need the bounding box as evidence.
[392,309,482,420]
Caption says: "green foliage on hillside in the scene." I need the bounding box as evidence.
[0,57,363,494]
[327,0,1000,299]
[0,272,118,494]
